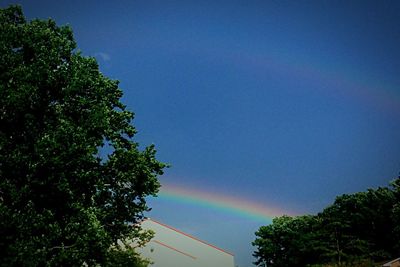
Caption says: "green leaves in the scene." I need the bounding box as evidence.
[0,5,165,266]
[253,184,399,267]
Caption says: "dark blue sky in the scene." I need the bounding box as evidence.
[4,1,400,266]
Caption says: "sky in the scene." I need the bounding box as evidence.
[3,1,400,266]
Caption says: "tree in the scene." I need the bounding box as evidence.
[0,5,166,266]
[253,181,399,267]
[391,176,400,253]
[319,188,397,262]
[253,215,324,267]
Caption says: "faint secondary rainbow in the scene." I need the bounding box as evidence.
[160,40,400,116]
[157,184,293,222]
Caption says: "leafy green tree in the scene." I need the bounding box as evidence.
[253,181,399,267]
[391,176,400,253]
[319,188,396,262]
[253,215,322,267]
[319,200,356,264]
[253,216,293,267]
[0,5,166,266]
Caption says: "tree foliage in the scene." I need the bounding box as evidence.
[253,178,399,267]
[0,5,166,266]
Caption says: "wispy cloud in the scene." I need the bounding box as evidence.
[95,52,111,62]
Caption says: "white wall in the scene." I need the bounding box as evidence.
[138,219,235,267]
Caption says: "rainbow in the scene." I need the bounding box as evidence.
[225,50,400,115]
[159,40,400,116]
[157,183,292,223]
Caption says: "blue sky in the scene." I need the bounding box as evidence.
[3,1,400,266]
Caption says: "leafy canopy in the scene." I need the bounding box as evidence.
[0,5,166,266]
[253,179,400,267]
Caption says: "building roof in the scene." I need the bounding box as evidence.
[139,218,235,267]
[145,218,234,256]
[382,257,400,267]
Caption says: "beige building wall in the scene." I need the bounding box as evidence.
[383,258,400,267]
[138,219,235,267]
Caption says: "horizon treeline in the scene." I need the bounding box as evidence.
[253,176,400,267]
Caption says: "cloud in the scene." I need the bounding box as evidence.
[95,52,111,62]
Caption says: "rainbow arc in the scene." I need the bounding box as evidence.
[158,184,292,222]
